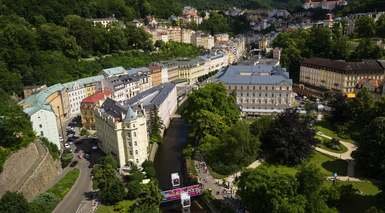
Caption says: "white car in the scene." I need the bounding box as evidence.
[64,143,70,149]
[92,145,98,150]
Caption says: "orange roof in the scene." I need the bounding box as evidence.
[82,90,111,104]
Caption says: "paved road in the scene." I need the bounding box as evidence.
[316,132,357,160]
[53,158,92,213]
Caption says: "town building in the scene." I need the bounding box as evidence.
[214,33,230,43]
[299,58,385,96]
[95,99,149,173]
[303,0,347,10]
[192,32,215,49]
[80,90,112,130]
[23,85,47,99]
[219,65,294,115]
[19,84,69,149]
[101,67,152,103]
[124,83,177,130]
[200,52,229,73]
[88,17,118,28]
[181,6,203,25]
[149,63,169,86]
[63,75,104,116]
[173,58,207,84]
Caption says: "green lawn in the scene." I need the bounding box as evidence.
[47,169,80,199]
[315,121,354,143]
[256,151,347,177]
[309,152,347,176]
[350,181,380,195]
[96,200,135,213]
[315,135,348,154]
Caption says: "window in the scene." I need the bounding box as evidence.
[134,141,137,146]
[39,124,42,128]
[130,151,133,155]
[40,131,44,136]
[136,159,139,164]
[133,132,136,137]
[135,150,138,155]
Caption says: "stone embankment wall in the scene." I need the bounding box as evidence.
[0,141,62,200]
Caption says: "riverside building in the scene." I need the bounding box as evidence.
[219,65,294,115]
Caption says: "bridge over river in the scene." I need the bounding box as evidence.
[154,118,208,212]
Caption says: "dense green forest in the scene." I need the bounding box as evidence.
[0,0,204,96]
[341,0,385,15]
[180,0,302,11]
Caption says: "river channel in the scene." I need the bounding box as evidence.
[154,117,188,190]
[154,118,208,212]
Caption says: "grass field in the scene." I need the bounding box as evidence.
[315,121,354,143]
[315,135,348,154]
[256,151,348,177]
[96,200,135,213]
[47,169,80,199]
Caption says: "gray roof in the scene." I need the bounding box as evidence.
[124,83,176,109]
[101,67,127,77]
[20,84,65,115]
[218,65,292,85]
[101,98,143,121]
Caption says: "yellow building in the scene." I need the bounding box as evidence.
[84,83,97,97]
[300,58,385,95]
[80,90,111,130]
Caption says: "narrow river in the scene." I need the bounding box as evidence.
[154,118,209,212]
[154,117,188,190]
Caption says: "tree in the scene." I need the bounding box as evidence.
[237,168,306,213]
[99,177,126,204]
[261,109,317,165]
[353,117,385,178]
[92,164,126,204]
[199,121,260,175]
[297,165,333,213]
[0,191,30,213]
[376,14,385,39]
[249,116,273,137]
[352,39,383,59]
[149,107,163,144]
[130,181,162,213]
[142,160,156,178]
[355,16,376,38]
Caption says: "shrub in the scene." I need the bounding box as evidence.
[61,151,73,168]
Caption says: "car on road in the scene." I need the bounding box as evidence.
[64,143,70,149]
[91,145,98,150]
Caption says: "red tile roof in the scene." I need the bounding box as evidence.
[82,90,111,104]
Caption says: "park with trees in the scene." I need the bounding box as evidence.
[181,83,385,212]
[273,15,385,82]
[92,155,162,212]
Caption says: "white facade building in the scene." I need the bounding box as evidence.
[30,107,61,149]
[101,68,152,103]
[125,83,178,130]
[95,99,149,173]
[63,75,104,116]
[219,65,294,115]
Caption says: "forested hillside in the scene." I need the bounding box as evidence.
[180,0,303,11]
[0,0,204,96]
[341,0,385,15]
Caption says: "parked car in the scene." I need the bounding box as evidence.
[92,145,98,150]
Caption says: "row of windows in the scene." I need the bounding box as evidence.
[238,98,290,104]
[239,93,290,97]
[229,85,291,91]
